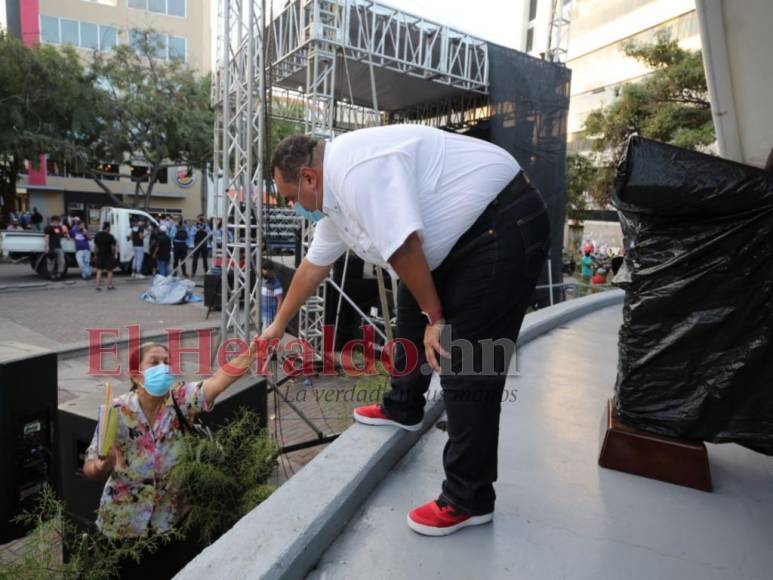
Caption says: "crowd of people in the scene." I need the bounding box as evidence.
[4,207,44,231]
[3,209,234,287]
[127,213,214,280]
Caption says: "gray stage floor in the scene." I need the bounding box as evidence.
[308,305,773,580]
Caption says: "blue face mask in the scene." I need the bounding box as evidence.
[294,203,324,223]
[141,363,175,397]
[294,174,324,222]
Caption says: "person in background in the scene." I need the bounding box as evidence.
[5,219,22,231]
[260,260,284,332]
[19,210,31,229]
[190,214,211,277]
[128,218,146,279]
[154,225,172,277]
[43,215,68,280]
[30,207,43,231]
[83,340,262,578]
[173,218,189,277]
[162,214,175,234]
[148,224,160,276]
[185,219,195,252]
[70,217,92,280]
[580,246,594,285]
[94,221,117,291]
[591,268,607,285]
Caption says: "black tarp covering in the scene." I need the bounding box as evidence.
[488,44,572,306]
[612,136,773,454]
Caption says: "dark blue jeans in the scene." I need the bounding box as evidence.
[382,178,551,515]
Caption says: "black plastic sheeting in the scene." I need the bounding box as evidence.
[488,44,572,306]
[612,136,773,455]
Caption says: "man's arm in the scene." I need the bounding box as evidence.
[272,258,331,330]
[387,232,449,372]
[387,232,442,317]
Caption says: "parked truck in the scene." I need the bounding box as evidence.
[0,207,159,279]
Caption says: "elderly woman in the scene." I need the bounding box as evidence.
[83,340,259,576]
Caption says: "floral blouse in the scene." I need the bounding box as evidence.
[85,381,213,538]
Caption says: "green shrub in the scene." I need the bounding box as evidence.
[0,486,177,580]
[171,408,280,546]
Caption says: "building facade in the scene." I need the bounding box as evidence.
[516,0,701,156]
[5,0,211,225]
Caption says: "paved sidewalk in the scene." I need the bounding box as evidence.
[0,276,210,346]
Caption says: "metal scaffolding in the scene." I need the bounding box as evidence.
[215,0,492,348]
[214,0,267,343]
[547,0,572,65]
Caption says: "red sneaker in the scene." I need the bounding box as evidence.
[407,499,493,536]
[352,404,422,432]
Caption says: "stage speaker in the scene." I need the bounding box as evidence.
[57,377,268,528]
[0,343,58,543]
[204,272,221,310]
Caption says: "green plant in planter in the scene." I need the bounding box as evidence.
[171,408,280,546]
[0,485,176,580]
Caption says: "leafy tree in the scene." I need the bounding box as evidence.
[0,32,100,220]
[565,154,593,220]
[87,30,213,210]
[580,32,715,206]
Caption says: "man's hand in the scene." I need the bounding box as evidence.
[423,320,450,374]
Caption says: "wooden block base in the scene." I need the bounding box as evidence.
[598,399,712,492]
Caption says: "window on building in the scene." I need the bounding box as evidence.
[100,25,117,50]
[80,22,99,50]
[40,15,60,44]
[167,0,186,17]
[61,19,80,46]
[40,17,115,51]
[129,0,186,17]
[129,29,144,51]
[529,0,538,22]
[131,165,150,182]
[168,35,186,61]
[526,27,534,53]
[148,31,167,59]
[148,0,166,13]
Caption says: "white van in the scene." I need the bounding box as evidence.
[0,207,159,279]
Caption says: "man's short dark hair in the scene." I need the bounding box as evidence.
[102,221,110,230]
[50,215,60,222]
[271,134,320,182]
[262,260,274,271]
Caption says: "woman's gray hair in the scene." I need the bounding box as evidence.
[271,134,320,182]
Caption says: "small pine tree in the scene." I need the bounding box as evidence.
[171,408,280,546]
[0,485,177,580]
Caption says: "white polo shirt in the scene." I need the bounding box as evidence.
[305,124,520,274]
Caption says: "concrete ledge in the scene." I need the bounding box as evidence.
[174,290,625,580]
[56,321,221,361]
